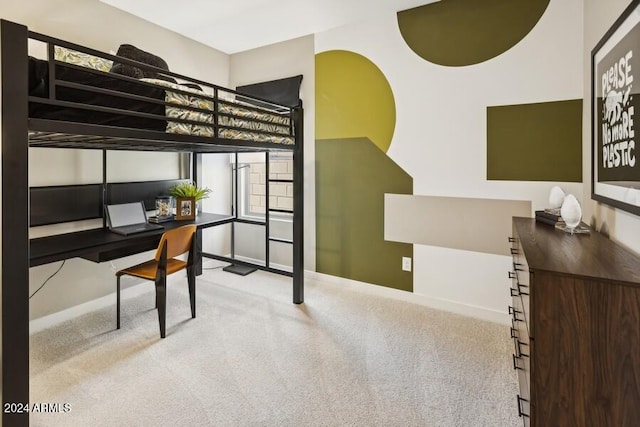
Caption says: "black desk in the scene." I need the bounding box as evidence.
[30,212,233,268]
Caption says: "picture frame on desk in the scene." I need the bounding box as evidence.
[591,0,640,217]
[176,197,195,220]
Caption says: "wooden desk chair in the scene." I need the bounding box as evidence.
[116,224,197,338]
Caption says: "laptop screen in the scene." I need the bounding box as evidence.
[106,202,147,228]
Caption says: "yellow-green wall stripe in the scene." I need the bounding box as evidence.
[315,50,396,153]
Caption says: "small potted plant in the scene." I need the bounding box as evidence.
[168,182,212,217]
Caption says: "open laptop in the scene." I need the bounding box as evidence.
[105,202,164,236]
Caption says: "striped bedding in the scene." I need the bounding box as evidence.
[141,78,294,145]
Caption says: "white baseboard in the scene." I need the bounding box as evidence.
[304,271,509,325]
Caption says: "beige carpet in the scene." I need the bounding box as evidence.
[29,267,521,427]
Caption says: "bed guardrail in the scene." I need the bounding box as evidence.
[27,29,298,149]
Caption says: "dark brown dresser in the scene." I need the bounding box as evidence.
[509,217,640,427]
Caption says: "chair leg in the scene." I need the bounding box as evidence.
[187,267,196,318]
[116,275,121,330]
[155,274,167,338]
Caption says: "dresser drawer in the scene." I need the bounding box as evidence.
[512,314,531,427]
[513,340,531,427]
[509,235,532,339]
[516,393,531,427]
[509,235,532,426]
[510,296,530,366]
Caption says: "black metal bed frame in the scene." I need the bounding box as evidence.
[1,19,304,426]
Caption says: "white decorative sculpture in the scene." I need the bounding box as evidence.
[549,186,566,209]
[560,194,582,233]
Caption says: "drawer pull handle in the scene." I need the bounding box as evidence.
[516,339,529,358]
[508,271,516,279]
[510,327,518,339]
[510,287,519,297]
[509,305,525,323]
[513,262,523,271]
[517,395,530,418]
[510,247,519,255]
[512,353,524,370]
[518,283,529,296]
[508,237,516,243]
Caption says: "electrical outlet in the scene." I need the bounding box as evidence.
[402,257,412,272]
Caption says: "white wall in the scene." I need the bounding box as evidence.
[584,0,640,256]
[229,35,316,271]
[0,0,230,320]
[315,0,584,322]
[0,0,228,81]
[201,153,233,258]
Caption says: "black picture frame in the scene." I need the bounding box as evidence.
[591,0,640,216]
[176,197,195,220]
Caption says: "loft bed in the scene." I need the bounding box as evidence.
[1,19,304,425]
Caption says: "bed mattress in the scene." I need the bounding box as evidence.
[28,58,294,145]
[28,57,166,131]
[141,78,294,145]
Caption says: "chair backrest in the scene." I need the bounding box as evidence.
[154,224,196,261]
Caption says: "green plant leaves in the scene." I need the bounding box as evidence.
[168,182,211,201]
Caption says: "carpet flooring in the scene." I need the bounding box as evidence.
[29,268,521,426]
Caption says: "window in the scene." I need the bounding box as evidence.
[237,152,293,221]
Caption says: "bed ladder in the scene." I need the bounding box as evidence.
[223,150,295,276]
[264,151,295,270]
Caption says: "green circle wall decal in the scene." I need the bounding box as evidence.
[316,50,396,152]
[397,0,550,67]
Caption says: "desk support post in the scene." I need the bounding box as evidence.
[292,107,304,304]
[192,153,203,275]
[102,149,107,228]
[194,229,203,276]
[2,19,30,427]
[265,151,270,268]
[231,153,238,258]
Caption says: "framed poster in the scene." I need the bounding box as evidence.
[176,197,195,220]
[592,0,640,216]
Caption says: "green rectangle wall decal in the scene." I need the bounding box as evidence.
[487,99,582,182]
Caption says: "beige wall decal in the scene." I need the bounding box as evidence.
[385,194,531,256]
